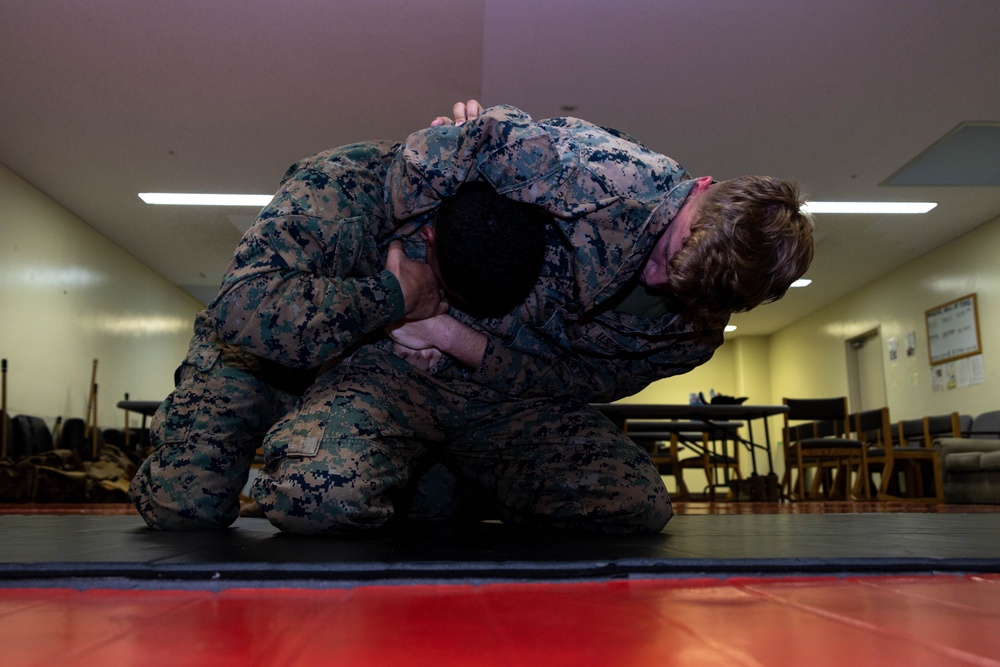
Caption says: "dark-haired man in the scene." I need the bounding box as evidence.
[129,144,549,531]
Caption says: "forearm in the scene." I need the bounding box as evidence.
[435,317,488,368]
[472,338,622,400]
[213,269,404,369]
[467,313,721,401]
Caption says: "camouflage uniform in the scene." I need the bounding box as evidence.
[130,107,724,535]
[130,142,417,529]
[387,105,727,401]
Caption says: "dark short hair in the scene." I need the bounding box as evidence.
[434,181,548,318]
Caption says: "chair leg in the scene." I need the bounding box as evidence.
[666,435,690,501]
[930,455,944,502]
[828,461,848,500]
[796,453,808,500]
[780,466,793,500]
[850,457,869,500]
[905,462,925,498]
[809,463,828,499]
[877,460,894,497]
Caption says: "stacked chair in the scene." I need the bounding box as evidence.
[1,360,141,504]
[851,406,896,499]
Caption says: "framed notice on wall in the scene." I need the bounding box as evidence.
[926,293,981,365]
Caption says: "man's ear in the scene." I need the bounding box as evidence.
[693,175,714,193]
[420,223,436,247]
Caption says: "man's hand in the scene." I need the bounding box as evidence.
[386,315,446,351]
[388,317,448,372]
[386,314,487,369]
[392,343,443,372]
[431,100,483,127]
[384,241,448,320]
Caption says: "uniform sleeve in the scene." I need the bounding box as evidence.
[466,319,722,403]
[385,105,573,220]
[388,106,695,313]
[211,164,405,370]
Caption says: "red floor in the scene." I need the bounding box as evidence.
[3,575,1000,666]
[4,502,1000,665]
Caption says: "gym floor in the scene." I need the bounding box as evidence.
[2,501,999,666]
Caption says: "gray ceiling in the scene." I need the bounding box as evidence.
[2,0,999,336]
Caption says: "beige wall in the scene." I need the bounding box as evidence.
[620,336,773,405]
[770,212,1000,422]
[0,163,201,433]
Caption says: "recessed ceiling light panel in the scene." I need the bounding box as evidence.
[139,193,272,206]
[885,122,1000,186]
[802,202,936,214]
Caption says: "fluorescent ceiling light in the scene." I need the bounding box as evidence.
[724,325,737,333]
[791,279,812,288]
[802,201,936,214]
[139,193,272,206]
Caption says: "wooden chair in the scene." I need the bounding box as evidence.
[782,397,869,501]
[897,417,927,449]
[879,413,954,502]
[625,420,741,500]
[898,412,961,449]
[853,407,900,499]
[924,412,963,444]
[671,422,743,500]
[622,422,687,499]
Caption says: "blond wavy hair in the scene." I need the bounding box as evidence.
[667,176,815,315]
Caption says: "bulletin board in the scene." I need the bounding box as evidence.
[926,293,981,365]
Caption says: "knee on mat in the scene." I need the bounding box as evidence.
[128,464,239,531]
[635,488,674,534]
[593,484,674,535]
[251,469,394,535]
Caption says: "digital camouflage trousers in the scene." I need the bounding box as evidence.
[129,342,672,535]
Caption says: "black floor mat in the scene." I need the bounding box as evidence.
[2,513,999,588]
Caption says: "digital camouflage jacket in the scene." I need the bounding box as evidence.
[199,141,419,371]
[388,105,726,401]
[187,106,724,404]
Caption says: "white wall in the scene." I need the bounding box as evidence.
[0,163,201,434]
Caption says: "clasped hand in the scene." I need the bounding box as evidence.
[384,241,449,369]
[430,99,483,127]
[387,316,449,371]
